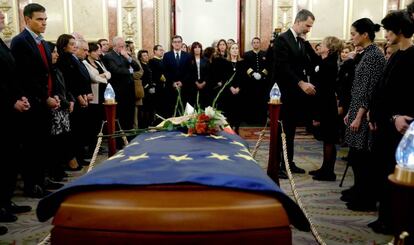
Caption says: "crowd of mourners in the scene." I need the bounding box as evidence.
[0,2,413,238]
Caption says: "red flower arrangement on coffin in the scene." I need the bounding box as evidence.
[158,73,236,136]
[185,106,226,136]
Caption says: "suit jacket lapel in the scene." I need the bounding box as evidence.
[41,40,53,68]
[285,30,301,55]
[22,29,44,66]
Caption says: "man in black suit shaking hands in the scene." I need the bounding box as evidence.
[273,9,317,176]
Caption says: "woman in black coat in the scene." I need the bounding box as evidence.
[309,36,344,181]
[220,43,246,134]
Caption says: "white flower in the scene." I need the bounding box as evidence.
[184,103,195,115]
[204,106,215,118]
[215,112,227,126]
[314,65,319,72]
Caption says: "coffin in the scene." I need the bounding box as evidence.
[51,185,291,244]
[38,131,309,244]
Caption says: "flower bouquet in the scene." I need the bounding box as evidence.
[157,73,236,135]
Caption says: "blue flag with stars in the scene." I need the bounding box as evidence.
[37,131,309,231]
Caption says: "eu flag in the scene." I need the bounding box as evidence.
[37,130,310,231]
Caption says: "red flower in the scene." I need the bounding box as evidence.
[198,113,210,122]
[188,127,194,136]
[195,122,207,134]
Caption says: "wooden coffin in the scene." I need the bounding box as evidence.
[51,185,291,244]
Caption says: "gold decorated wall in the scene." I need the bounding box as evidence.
[0,0,410,49]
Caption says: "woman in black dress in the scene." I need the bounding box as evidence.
[220,43,245,134]
[211,39,228,101]
[188,42,211,108]
[344,18,385,211]
[309,36,343,181]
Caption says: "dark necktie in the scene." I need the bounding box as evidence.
[297,37,302,51]
[175,52,180,65]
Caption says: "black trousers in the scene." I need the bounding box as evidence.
[279,117,296,164]
[348,147,375,203]
[0,129,19,207]
[373,125,401,224]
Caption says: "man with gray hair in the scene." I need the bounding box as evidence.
[103,36,140,131]
[273,9,319,178]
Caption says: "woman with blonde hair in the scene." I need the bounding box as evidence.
[220,43,246,134]
[309,36,343,181]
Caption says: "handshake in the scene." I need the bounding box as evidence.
[252,72,262,80]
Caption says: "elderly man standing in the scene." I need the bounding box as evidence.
[103,36,140,131]
[11,3,61,197]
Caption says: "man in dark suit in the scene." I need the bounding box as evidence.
[149,45,168,120]
[273,9,317,176]
[0,10,32,233]
[243,37,270,124]
[103,36,140,131]
[11,3,61,198]
[163,35,192,117]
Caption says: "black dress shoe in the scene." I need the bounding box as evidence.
[78,159,90,166]
[0,226,7,235]
[5,202,32,214]
[340,194,354,202]
[312,172,336,181]
[44,178,64,190]
[368,220,393,234]
[309,168,323,176]
[341,187,355,196]
[346,201,377,212]
[0,208,17,222]
[278,170,288,179]
[288,163,306,174]
[24,185,51,198]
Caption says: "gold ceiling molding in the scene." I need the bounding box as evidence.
[0,0,15,39]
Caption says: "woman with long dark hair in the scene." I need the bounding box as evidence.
[188,42,211,108]
[211,39,228,97]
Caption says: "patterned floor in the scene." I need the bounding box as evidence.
[0,127,393,245]
[245,127,392,245]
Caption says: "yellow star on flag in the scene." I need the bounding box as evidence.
[235,153,255,161]
[207,152,231,161]
[230,141,245,148]
[108,153,125,160]
[177,133,192,137]
[208,135,227,140]
[169,154,193,162]
[125,142,140,147]
[145,135,166,141]
[240,148,251,154]
[122,152,149,162]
